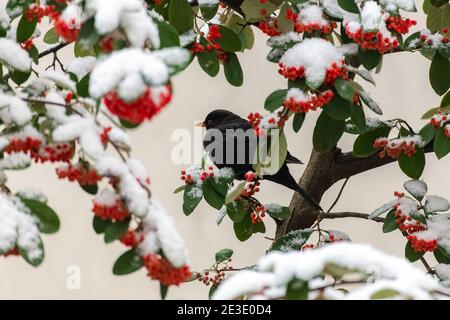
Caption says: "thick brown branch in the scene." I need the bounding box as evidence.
[321,211,385,223]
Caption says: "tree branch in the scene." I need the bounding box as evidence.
[321,211,385,223]
[38,42,69,59]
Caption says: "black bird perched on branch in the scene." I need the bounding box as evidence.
[198,109,323,211]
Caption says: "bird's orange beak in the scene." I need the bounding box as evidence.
[195,121,205,127]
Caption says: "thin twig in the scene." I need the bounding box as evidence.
[420,257,434,274]
[38,42,69,59]
[327,177,350,213]
[320,212,385,223]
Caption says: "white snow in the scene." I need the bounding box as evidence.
[415,214,450,252]
[89,48,169,101]
[41,71,77,92]
[16,188,48,203]
[361,1,382,32]
[86,0,160,48]
[404,180,428,199]
[0,152,31,170]
[286,88,308,103]
[298,4,328,27]
[0,6,11,29]
[151,48,191,74]
[198,0,219,6]
[436,264,450,287]
[321,0,346,19]
[94,188,118,206]
[0,38,31,73]
[267,32,302,47]
[0,93,32,126]
[280,38,344,86]
[369,199,397,219]
[213,243,442,300]
[379,0,415,12]
[216,206,227,225]
[424,195,450,213]
[67,57,96,80]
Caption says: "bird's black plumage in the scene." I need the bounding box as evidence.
[201,109,322,211]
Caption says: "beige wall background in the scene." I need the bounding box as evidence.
[0,2,448,299]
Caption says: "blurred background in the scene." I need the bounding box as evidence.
[0,1,448,299]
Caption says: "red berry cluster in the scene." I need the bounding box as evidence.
[345,26,399,54]
[180,166,215,184]
[195,260,233,287]
[420,28,449,47]
[258,19,282,36]
[266,111,286,128]
[386,15,416,34]
[251,205,266,224]
[92,198,129,221]
[406,235,438,252]
[278,62,347,85]
[302,243,315,250]
[64,91,73,104]
[4,137,42,155]
[120,230,144,247]
[50,12,80,43]
[283,90,334,113]
[34,143,74,163]
[25,4,55,22]
[244,171,256,182]
[429,113,447,128]
[247,112,265,136]
[286,9,336,35]
[56,163,102,185]
[100,127,112,145]
[103,85,172,124]
[240,181,260,199]
[373,137,418,159]
[278,64,305,81]
[143,254,191,286]
[99,37,114,52]
[324,62,348,85]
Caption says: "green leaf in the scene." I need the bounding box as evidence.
[334,78,357,101]
[292,112,305,133]
[80,183,98,195]
[371,289,399,300]
[350,104,366,133]
[430,51,450,95]
[353,126,391,158]
[6,0,33,19]
[169,0,194,34]
[421,105,450,119]
[20,198,60,234]
[359,91,382,115]
[10,70,31,85]
[226,200,246,223]
[286,278,309,300]
[382,210,398,233]
[174,185,187,194]
[434,246,450,264]
[264,89,287,111]
[200,3,219,20]
[215,248,233,263]
[158,21,180,48]
[112,249,144,275]
[215,25,242,52]
[358,47,382,71]
[419,123,437,146]
[209,284,218,299]
[405,242,425,262]
[431,0,449,7]
[183,183,203,215]
[224,52,243,87]
[323,94,351,121]
[265,204,291,220]
[120,118,141,129]
[18,235,44,267]
[278,3,294,33]
[202,180,225,210]
[398,148,425,179]
[93,216,111,234]
[252,220,266,234]
[160,284,169,300]
[74,41,95,57]
[427,3,450,32]
[233,213,253,242]
[16,14,36,42]
[404,180,428,201]
[271,229,313,251]
[240,0,278,21]
[225,181,246,204]
[77,17,100,51]
[197,41,220,77]
[313,112,345,152]
[104,219,130,244]
[434,127,450,158]
[337,0,359,13]
[76,73,90,98]
[43,28,59,44]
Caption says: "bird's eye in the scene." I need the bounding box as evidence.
[207,120,213,126]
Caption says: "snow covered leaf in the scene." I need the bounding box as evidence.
[0,153,31,170]
[370,200,397,219]
[183,183,203,215]
[264,204,291,220]
[347,65,376,85]
[112,249,144,275]
[19,198,60,234]
[18,235,44,267]
[271,229,313,252]
[226,200,246,223]
[215,248,233,263]
[424,195,450,213]
[0,38,31,72]
[359,91,383,115]
[225,181,246,204]
[404,180,428,201]
[286,278,309,300]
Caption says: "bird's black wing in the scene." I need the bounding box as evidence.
[285,152,303,164]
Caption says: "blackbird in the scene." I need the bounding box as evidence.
[198,109,323,211]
